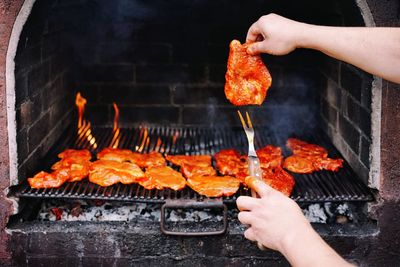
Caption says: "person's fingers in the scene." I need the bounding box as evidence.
[245,176,274,198]
[238,211,253,225]
[236,196,259,211]
[246,41,269,55]
[244,228,257,242]
[246,21,262,42]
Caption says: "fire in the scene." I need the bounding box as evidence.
[75,92,87,128]
[75,92,97,149]
[172,131,179,145]
[136,127,149,152]
[111,102,121,148]
[113,102,119,131]
[155,137,163,152]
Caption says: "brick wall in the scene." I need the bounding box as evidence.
[70,0,330,130]
[318,2,372,183]
[15,0,74,180]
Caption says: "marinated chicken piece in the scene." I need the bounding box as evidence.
[257,145,283,168]
[165,155,212,167]
[314,157,344,172]
[138,176,164,190]
[284,138,343,173]
[97,148,134,162]
[89,160,145,187]
[181,164,217,179]
[51,157,91,182]
[261,167,295,196]
[214,149,246,176]
[145,166,186,191]
[28,170,69,189]
[58,149,92,161]
[225,40,272,106]
[286,138,328,158]
[186,175,241,197]
[130,152,166,168]
[283,155,315,174]
[97,148,166,168]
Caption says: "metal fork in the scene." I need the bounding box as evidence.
[237,111,263,193]
[238,110,268,251]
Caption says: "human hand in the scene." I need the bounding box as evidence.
[246,14,308,56]
[236,177,313,253]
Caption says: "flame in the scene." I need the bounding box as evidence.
[75,92,97,149]
[136,127,149,152]
[113,102,119,131]
[172,131,179,145]
[75,92,87,128]
[155,137,163,152]
[111,102,121,148]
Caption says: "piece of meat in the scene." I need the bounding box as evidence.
[181,164,217,179]
[165,155,212,167]
[286,138,328,158]
[283,155,315,174]
[58,149,92,161]
[314,157,344,172]
[89,160,145,187]
[130,152,166,168]
[28,170,69,188]
[138,176,164,190]
[244,168,295,197]
[97,148,134,162]
[214,149,246,176]
[98,148,166,168]
[261,167,295,196]
[257,145,283,168]
[225,40,272,106]
[145,166,186,191]
[51,157,91,182]
[284,138,343,173]
[187,175,241,197]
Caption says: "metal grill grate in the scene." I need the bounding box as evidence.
[13,126,374,203]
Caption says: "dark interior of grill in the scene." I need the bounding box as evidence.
[11,0,375,223]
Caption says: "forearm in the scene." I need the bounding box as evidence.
[298,26,400,84]
[281,225,352,267]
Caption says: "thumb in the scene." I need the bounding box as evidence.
[246,42,263,55]
[245,176,273,198]
[247,41,272,55]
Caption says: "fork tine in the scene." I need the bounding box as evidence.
[245,111,253,129]
[237,110,247,129]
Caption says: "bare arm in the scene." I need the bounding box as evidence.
[246,14,400,84]
[237,177,353,267]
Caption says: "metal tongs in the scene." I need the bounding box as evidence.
[237,110,263,198]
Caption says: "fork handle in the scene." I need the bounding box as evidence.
[248,156,263,198]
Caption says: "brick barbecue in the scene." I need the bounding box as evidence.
[0,0,400,266]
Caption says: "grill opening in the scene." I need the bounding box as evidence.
[10,125,374,204]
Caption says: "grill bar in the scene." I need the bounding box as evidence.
[12,126,374,203]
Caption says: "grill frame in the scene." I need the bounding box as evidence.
[12,125,374,203]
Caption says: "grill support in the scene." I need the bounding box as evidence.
[160,199,228,236]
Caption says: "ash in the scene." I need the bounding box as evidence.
[38,200,226,223]
[301,203,355,224]
[38,200,355,224]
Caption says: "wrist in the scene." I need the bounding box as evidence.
[295,23,318,49]
[279,221,317,257]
